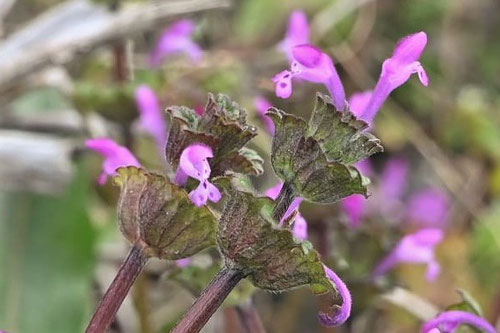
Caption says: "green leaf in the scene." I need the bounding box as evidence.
[113,167,217,260]
[215,148,264,176]
[215,177,334,294]
[307,93,383,164]
[446,289,484,316]
[72,81,137,123]
[0,165,97,333]
[165,94,260,177]
[267,108,369,204]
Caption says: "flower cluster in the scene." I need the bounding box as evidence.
[274,13,429,125]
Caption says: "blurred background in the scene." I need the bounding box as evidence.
[1,0,500,332]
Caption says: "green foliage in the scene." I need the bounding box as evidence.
[72,81,138,123]
[165,94,263,177]
[308,94,383,164]
[446,289,483,316]
[267,107,372,204]
[471,202,500,292]
[0,165,97,333]
[215,177,334,295]
[113,167,217,260]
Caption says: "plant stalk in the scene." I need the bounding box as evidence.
[171,267,245,333]
[86,245,148,333]
[235,302,267,333]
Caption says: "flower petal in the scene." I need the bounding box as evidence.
[319,265,352,326]
[278,10,310,62]
[348,91,372,117]
[255,96,275,134]
[273,70,293,98]
[360,32,429,123]
[179,144,213,181]
[292,213,308,239]
[86,138,141,184]
[393,31,427,64]
[150,19,202,67]
[422,311,497,333]
[135,85,167,147]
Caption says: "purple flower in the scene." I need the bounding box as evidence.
[319,265,352,326]
[135,85,167,148]
[341,159,373,228]
[273,45,346,110]
[360,32,429,123]
[407,188,450,228]
[380,157,409,205]
[265,182,308,239]
[422,310,497,333]
[371,157,409,221]
[176,258,192,268]
[176,144,221,207]
[341,194,366,228]
[150,19,202,67]
[254,96,275,134]
[348,91,372,117]
[373,228,443,281]
[292,213,308,240]
[86,138,141,185]
[278,10,310,62]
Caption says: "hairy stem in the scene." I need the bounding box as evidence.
[272,182,296,222]
[171,267,245,333]
[86,245,148,333]
[236,301,267,333]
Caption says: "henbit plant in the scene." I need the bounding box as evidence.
[82,12,468,333]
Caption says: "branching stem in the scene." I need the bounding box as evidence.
[171,267,245,333]
[86,245,148,333]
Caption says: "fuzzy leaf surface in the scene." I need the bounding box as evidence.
[267,109,369,204]
[114,167,216,259]
[307,93,383,164]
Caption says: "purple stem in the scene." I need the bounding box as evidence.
[171,267,245,333]
[235,302,267,333]
[86,246,148,333]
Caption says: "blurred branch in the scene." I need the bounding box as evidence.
[380,287,439,321]
[0,0,231,94]
[0,0,16,35]
[311,0,376,40]
[235,301,267,333]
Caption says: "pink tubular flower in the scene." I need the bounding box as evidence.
[341,194,366,228]
[319,265,352,326]
[407,188,450,228]
[360,31,429,123]
[265,182,308,239]
[176,144,221,207]
[293,214,308,240]
[150,19,202,67]
[341,160,373,228]
[278,10,310,62]
[348,91,372,117]
[373,228,443,281]
[273,45,346,110]
[380,157,409,204]
[422,311,497,333]
[86,138,141,185]
[135,85,167,148]
[254,96,275,134]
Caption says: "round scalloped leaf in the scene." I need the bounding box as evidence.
[113,167,217,259]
